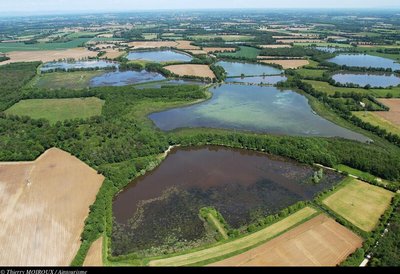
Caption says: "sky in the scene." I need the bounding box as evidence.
[1,0,400,15]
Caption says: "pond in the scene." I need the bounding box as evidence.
[127,50,193,62]
[225,75,287,85]
[313,47,343,53]
[40,60,117,72]
[328,54,400,70]
[89,70,165,87]
[149,84,369,142]
[216,61,282,77]
[112,145,344,256]
[332,73,400,88]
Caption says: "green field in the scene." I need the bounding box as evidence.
[304,80,400,97]
[143,33,158,40]
[5,97,105,124]
[149,207,317,266]
[188,35,255,42]
[34,71,103,90]
[296,68,327,78]
[0,38,91,52]
[323,178,394,232]
[352,111,400,136]
[218,46,260,59]
[334,164,394,187]
[65,32,102,39]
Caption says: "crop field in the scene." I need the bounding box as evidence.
[148,207,317,266]
[210,214,363,266]
[1,48,98,65]
[0,148,104,266]
[34,71,103,90]
[164,64,215,79]
[0,38,91,52]
[83,237,103,266]
[374,99,400,125]
[322,179,394,232]
[218,46,260,59]
[259,59,309,69]
[5,97,105,124]
[352,111,400,136]
[188,35,255,41]
[304,80,400,97]
[128,41,178,49]
[175,40,200,50]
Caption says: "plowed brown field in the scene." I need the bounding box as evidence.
[0,148,104,266]
[210,215,362,266]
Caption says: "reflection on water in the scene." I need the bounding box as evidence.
[149,84,369,142]
[112,146,344,255]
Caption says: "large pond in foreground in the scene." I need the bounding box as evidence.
[127,50,193,62]
[149,84,369,142]
[112,146,344,256]
[328,54,400,70]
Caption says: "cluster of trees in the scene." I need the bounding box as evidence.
[0,56,10,62]
[210,64,226,82]
[369,197,400,266]
[41,65,117,74]
[0,62,40,111]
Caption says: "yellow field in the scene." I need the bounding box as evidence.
[1,48,97,65]
[323,179,394,232]
[0,148,104,266]
[211,214,363,266]
[164,64,215,79]
[149,207,317,266]
[83,237,103,266]
[259,59,309,69]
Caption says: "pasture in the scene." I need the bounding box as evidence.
[352,111,400,136]
[148,207,317,266]
[322,179,394,232]
[35,71,103,90]
[0,148,104,266]
[296,68,327,78]
[0,38,91,52]
[218,46,260,59]
[164,64,215,79]
[5,97,105,124]
[211,214,363,266]
[304,80,400,97]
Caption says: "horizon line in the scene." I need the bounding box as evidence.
[1,7,400,17]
